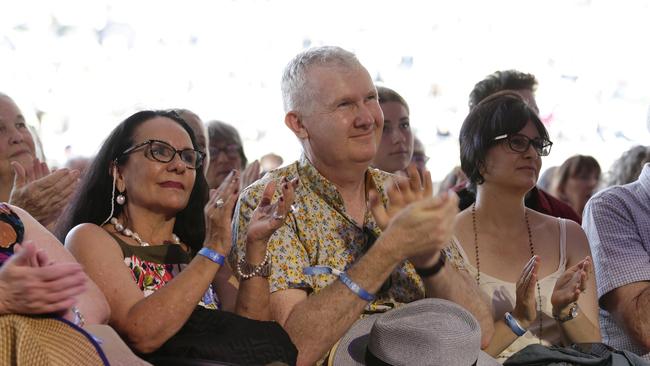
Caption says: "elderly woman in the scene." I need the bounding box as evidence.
[448,92,600,362]
[0,93,79,230]
[371,86,414,175]
[549,155,601,217]
[56,110,297,364]
[206,120,260,190]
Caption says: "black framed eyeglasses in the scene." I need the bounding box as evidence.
[209,144,241,159]
[121,139,205,169]
[493,133,553,157]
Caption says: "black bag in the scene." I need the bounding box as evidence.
[146,306,297,366]
[503,343,650,366]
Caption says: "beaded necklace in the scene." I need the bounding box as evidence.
[110,217,180,247]
[471,202,543,342]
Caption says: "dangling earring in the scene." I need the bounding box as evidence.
[116,193,126,205]
[100,160,119,226]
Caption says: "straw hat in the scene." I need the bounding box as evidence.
[0,314,108,366]
[332,298,500,366]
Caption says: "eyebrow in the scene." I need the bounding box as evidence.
[0,114,26,123]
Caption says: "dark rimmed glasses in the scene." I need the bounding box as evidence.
[121,139,205,169]
[493,133,553,157]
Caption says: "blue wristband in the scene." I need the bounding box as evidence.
[504,312,527,336]
[303,266,376,302]
[198,247,225,266]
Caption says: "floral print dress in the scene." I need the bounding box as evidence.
[108,233,220,309]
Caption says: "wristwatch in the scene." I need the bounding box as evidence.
[553,303,579,323]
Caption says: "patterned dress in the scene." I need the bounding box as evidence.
[108,233,220,309]
[0,203,24,265]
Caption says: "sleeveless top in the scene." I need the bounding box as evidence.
[107,232,220,310]
[448,218,567,363]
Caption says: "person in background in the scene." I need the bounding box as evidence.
[0,92,79,231]
[411,136,429,176]
[260,152,284,175]
[206,120,260,190]
[537,166,558,191]
[461,70,581,223]
[582,163,650,360]
[606,145,650,186]
[549,155,601,218]
[371,86,414,175]
[65,156,93,178]
[175,109,210,176]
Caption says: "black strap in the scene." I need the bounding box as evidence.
[414,250,446,278]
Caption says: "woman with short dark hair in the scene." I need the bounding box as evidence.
[448,92,600,362]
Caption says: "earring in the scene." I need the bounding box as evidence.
[116,193,126,205]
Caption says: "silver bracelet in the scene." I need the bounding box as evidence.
[71,306,85,327]
[236,251,271,280]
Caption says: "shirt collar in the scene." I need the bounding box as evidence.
[297,154,388,229]
[638,163,650,194]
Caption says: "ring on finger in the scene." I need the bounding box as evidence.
[215,198,225,208]
[272,212,285,221]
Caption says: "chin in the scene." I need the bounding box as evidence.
[11,154,35,169]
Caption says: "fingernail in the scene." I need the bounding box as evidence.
[283,182,288,189]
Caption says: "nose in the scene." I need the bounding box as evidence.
[354,102,375,130]
[168,152,188,173]
[390,129,406,144]
[522,142,538,159]
[8,127,24,145]
[214,149,231,164]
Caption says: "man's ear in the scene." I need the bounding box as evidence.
[284,111,308,139]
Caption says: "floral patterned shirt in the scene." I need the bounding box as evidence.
[109,233,220,310]
[232,155,424,308]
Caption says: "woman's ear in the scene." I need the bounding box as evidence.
[110,162,126,193]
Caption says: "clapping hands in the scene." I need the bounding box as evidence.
[551,256,592,314]
[0,241,86,316]
[245,177,298,262]
[8,159,79,228]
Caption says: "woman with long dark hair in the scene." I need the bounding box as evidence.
[56,110,297,365]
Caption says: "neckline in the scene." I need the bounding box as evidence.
[450,234,565,285]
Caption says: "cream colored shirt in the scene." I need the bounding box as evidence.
[447,218,568,363]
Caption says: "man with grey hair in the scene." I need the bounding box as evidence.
[233,46,493,365]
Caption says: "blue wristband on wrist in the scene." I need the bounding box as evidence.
[303,266,376,302]
[198,247,225,266]
[338,272,376,302]
[504,312,527,336]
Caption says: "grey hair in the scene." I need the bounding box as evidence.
[281,46,361,113]
[606,145,650,186]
